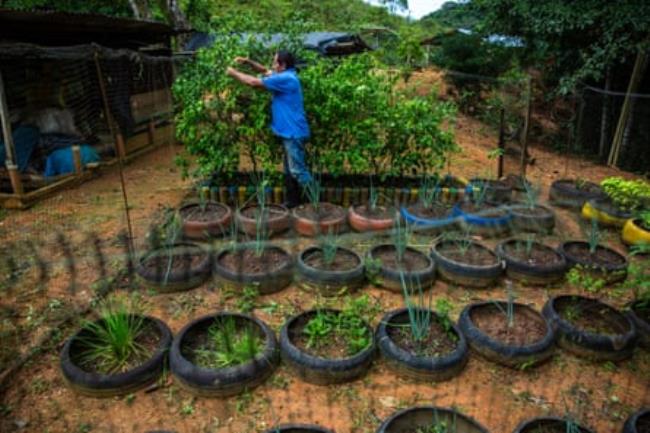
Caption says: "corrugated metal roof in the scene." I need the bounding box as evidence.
[0,8,175,35]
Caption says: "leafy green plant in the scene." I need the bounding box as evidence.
[194,316,263,369]
[76,297,149,374]
[567,266,606,293]
[601,177,650,211]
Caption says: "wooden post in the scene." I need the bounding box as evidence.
[520,75,532,177]
[497,108,505,179]
[0,72,23,197]
[147,120,155,146]
[115,131,126,159]
[72,145,82,173]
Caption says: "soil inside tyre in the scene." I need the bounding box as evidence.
[564,243,626,268]
[636,413,650,433]
[141,250,206,275]
[290,312,370,359]
[374,246,430,272]
[460,201,509,218]
[556,298,630,335]
[470,304,547,346]
[72,320,160,374]
[294,202,345,222]
[180,317,264,369]
[502,242,563,267]
[387,318,458,358]
[521,420,586,433]
[303,248,360,272]
[437,242,498,266]
[241,205,287,220]
[179,203,228,223]
[407,202,451,220]
[354,204,395,220]
[219,247,290,274]
[564,180,601,194]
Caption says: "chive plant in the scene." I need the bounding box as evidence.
[393,215,411,263]
[77,297,148,374]
[198,186,209,213]
[304,175,322,214]
[522,179,540,210]
[319,227,339,267]
[420,175,441,209]
[163,212,183,284]
[369,174,379,212]
[400,271,432,344]
[586,219,602,254]
[253,176,269,257]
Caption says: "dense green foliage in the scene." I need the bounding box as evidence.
[421,1,480,30]
[472,0,650,93]
[601,177,650,212]
[173,17,457,181]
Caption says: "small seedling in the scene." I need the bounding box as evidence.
[303,175,322,214]
[419,175,442,209]
[400,271,432,343]
[194,316,263,368]
[393,216,411,263]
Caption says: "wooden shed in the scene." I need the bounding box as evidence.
[0,9,178,209]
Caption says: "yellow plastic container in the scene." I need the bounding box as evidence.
[581,200,629,227]
[622,218,650,246]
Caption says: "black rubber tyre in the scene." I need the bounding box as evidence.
[468,178,513,203]
[588,197,633,220]
[296,246,365,297]
[496,239,567,285]
[280,309,376,385]
[430,240,503,288]
[261,425,334,433]
[628,301,650,350]
[376,308,468,381]
[169,312,278,397]
[376,406,489,433]
[213,242,294,295]
[549,179,604,209]
[542,295,637,361]
[136,242,211,293]
[509,203,556,234]
[513,416,595,433]
[623,408,650,433]
[560,241,628,283]
[60,316,172,397]
[368,244,436,292]
[458,302,555,368]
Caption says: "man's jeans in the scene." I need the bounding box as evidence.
[282,137,312,185]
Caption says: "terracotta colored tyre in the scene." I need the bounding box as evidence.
[235,204,291,237]
[179,202,232,240]
[348,205,395,232]
[292,203,347,237]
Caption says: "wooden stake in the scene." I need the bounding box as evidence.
[520,75,532,177]
[6,163,23,195]
[0,71,24,197]
[498,108,505,179]
[147,120,155,145]
[72,145,82,173]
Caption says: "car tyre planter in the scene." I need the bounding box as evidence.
[627,300,650,349]
[280,309,375,385]
[623,408,650,433]
[236,203,291,237]
[60,316,172,397]
[560,241,628,283]
[458,301,555,368]
[376,308,468,381]
[348,204,396,232]
[292,203,347,237]
[622,218,650,247]
[296,246,365,297]
[376,406,489,433]
[513,416,595,433]
[542,295,637,361]
[430,240,502,288]
[213,243,293,295]
[582,198,632,227]
[262,426,334,433]
[452,201,512,237]
[549,179,604,209]
[467,178,513,203]
[400,202,457,234]
[179,201,232,240]
[136,242,211,293]
[496,239,567,285]
[509,203,556,234]
[169,313,278,397]
[368,244,436,292]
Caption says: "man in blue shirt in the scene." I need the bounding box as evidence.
[226,51,312,208]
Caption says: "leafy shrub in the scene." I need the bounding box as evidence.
[601,177,650,212]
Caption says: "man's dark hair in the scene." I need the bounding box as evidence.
[276,50,295,69]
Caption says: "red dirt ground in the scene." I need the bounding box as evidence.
[0,95,648,433]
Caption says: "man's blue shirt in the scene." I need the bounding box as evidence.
[262,68,310,139]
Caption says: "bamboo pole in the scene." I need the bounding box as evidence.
[520,75,532,177]
[0,71,23,196]
[72,145,82,173]
[94,51,134,254]
[608,51,646,167]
